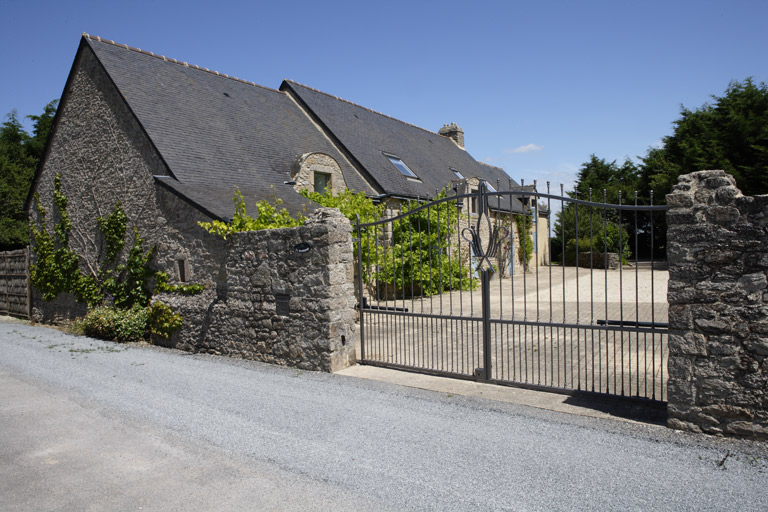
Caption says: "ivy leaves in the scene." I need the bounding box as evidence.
[30,176,87,302]
[31,174,155,308]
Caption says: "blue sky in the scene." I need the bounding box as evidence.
[2,0,766,193]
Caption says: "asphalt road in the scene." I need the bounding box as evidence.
[2,319,767,511]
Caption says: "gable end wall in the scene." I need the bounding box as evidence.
[30,44,226,322]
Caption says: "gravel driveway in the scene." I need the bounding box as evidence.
[2,318,767,511]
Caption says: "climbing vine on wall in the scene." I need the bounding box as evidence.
[31,184,156,309]
[513,210,534,271]
[198,187,385,283]
[154,271,205,295]
[30,174,199,341]
[198,189,304,238]
[30,174,99,304]
[199,187,473,297]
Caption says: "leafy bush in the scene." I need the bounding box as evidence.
[371,193,473,297]
[31,177,197,342]
[79,305,149,343]
[300,188,384,285]
[198,189,303,238]
[199,187,387,287]
[147,301,183,339]
[300,188,383,222]
[514,213,534,270]
[198,187,473,297]
[561,223,631,266]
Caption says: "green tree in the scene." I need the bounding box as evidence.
[638,79,768,256]
[572,155,640,201]
[26,100,58,161]
[0,112,36,249]
[552,156,638,263]
[640,78,768,198]
[0,100,58,250]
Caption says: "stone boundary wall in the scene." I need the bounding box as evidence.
[0,248,30,318]
[578,251,619,270]
[666,170,768,439]
[161,208,357,372]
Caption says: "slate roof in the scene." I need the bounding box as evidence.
[84,35,372,220]
[74,35,524,219]
[282,80,524,212]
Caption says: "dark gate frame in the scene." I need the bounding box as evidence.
[355,181,669,404]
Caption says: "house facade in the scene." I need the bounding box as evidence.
[29,34,548,337]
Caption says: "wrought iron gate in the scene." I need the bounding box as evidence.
[355,181,668,403]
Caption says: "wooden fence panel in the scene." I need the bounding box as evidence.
[0,248,30,319]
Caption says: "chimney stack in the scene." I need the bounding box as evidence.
[438,123,465,150]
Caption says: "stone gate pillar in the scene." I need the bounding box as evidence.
[666,170,768,439]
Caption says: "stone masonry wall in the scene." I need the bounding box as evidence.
[666,170,768,439]
[291,152,348,195]
[30,45,356,372]
[165,208,357,372]
[30,44,226,323]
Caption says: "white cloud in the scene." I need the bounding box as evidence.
[506,143,543,154]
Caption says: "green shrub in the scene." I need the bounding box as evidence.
[561,222,632,266]
[147,301,183,339]
[31,176,196,340]
[514,213,534,270]
[80,305,148,343]
[198,189,303,238]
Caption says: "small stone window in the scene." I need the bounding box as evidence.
[177,259,187,282]
[314,172,331,193]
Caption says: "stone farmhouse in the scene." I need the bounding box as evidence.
[28,34,547,333]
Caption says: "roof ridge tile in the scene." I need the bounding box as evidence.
[284,79,446,139]
[82,33,281,93]
[477,161,505,171]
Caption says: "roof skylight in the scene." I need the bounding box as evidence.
[451,168,464,179]
[385,154,418,178]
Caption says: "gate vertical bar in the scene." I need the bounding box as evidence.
[356,215,365,362]
[481,268,492,381]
